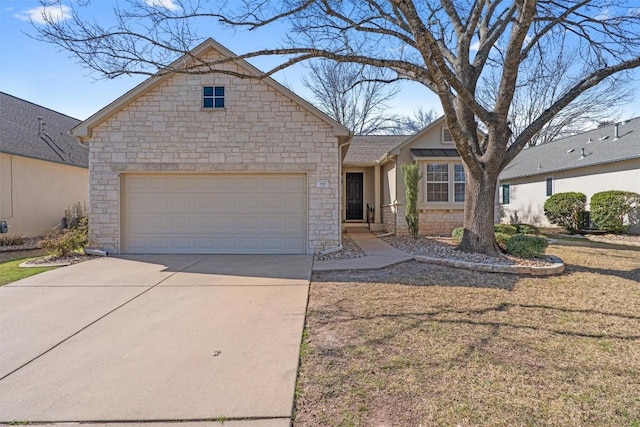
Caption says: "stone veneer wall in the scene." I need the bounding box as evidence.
[381,205,396,233]
[418,209,464,235]
[88,49,340,254]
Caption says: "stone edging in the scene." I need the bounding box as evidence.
[19,260,71,268]
[413,255,565,276]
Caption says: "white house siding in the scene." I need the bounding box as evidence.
[88,49,341,254]
[501,159,640,232]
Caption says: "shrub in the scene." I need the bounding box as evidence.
[0,235,25,247]
[494,224,517,236]
[544,192,586,233]
[64,202,88,229]
[590,190,640,234]
[495,232,512,251]
[42,217,89,258]
[402,162,421,238]
[513,223,540,235]
[506,234,548,259]
[451,227,464,244]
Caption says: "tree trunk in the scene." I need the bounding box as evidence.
[459,169,500,255]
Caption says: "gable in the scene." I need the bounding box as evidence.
[73,39,349,141]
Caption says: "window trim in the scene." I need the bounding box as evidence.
[546,176,554,197]
[202,85,225,110]
[422,161,466,205]
[425,162,450,202]
[453,163,466,203]
[442,127,454,144]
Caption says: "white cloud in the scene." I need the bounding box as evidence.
[14,5,71,25]
[594,8,611,21]
[145,0,181,11]
[470,41,481,51]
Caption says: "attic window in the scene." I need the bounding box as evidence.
[442,127,453,143]
[203,86,225,109]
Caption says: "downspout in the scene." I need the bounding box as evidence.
[334,139,351,251]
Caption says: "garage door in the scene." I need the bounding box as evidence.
[122,174,307,254]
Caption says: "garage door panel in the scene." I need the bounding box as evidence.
[123,174,306,254]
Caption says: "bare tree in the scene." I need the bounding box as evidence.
[480,45,634,147]
[391,107,440,135]
[301,60,400,135]
[34,0,640,254]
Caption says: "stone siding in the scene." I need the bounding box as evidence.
[88,49,340,254]
[418,209,464,235]
[381,205,395,232]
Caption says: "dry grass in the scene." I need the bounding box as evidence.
[295,241,640,426]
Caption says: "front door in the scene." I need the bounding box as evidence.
[345,173,364,220]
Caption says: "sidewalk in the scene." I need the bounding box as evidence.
[312,228,412,271]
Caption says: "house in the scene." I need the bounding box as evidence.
[0,92,88,237]
[71,38,350,255]
[499,117,640,233]
[343,116,467,235]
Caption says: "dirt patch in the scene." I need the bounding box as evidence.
[295,244,640,426]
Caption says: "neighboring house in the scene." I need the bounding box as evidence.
[0,92,88,237]
[500,117,640,233]
[343,116,468,235]
[71,38,350,255]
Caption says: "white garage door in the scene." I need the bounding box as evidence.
[122,174,307,254]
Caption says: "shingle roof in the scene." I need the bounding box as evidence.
[0,92,88,168]
[500,117,640,180]
[411,148,459,157]
[343,135,410,165]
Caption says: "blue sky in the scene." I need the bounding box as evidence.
[1,0,638,122]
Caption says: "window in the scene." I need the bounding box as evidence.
[454,163,465,202]
[546,177,553,196]
[502,184,510,204]
[426,163,449,202]
[442,127,453,143]
[203,86,225,109]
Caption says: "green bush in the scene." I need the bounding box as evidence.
[402,162,421,238]
[590,190,640,234]
[451,227,464,244]
[544,192,587,233]
[42,217,89,258]
[513,223,540,235]
[495,232,512,251]
[506,234,548,259]
[494,224,517,236]
[0,235,25,246]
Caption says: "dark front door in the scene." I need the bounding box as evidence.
[345,173,364,220]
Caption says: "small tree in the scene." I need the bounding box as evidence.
[544,192,587,234]
[402,162,421,238]
[590,191,640,234]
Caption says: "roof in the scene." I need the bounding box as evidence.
[0,92,87,168]
[500,117,640,180]
[411,148,459,157]
[343,135,410,165]
[72,38,350,141]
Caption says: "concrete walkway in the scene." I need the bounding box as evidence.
[313,228,412,271]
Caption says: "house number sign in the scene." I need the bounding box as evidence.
[316,179,330,188]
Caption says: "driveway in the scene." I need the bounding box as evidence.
[0,255,312,426]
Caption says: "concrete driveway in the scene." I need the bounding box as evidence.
[0,255,312,426]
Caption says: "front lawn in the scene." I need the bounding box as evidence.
[0,258,56,286]
[296,242,640,426]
